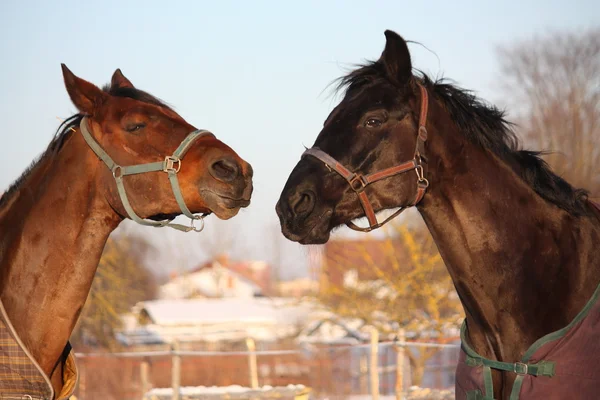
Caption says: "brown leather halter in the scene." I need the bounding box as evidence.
[302,83,430,232]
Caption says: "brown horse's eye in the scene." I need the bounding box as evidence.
[125,123,146,132]
[365,118,382,128]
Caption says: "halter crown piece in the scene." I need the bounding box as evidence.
[302,82,430,232]
[79,117,211,232]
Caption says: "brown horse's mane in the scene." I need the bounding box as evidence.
[335,61,591,216]
[0,86,172,208]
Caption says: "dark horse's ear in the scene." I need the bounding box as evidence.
[379,30,412,85]
[61,64,107,115]
[111,68,134,89]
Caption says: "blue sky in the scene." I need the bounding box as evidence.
[1,0,598,279]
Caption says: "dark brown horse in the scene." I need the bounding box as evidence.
[277,30,600,399]
[0,66,253,398]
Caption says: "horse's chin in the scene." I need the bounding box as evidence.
[292,210,372,244]
[279,210,334,244]
[298,231,331,245]
[211,206,242,220]
[281,227,331,245]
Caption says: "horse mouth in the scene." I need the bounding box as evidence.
[279,210,333,244]
[147,193,249,222]
[219,195,251,209]
[200,189,251,220]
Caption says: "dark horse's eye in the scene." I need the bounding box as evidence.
[365,118,382,128]
[125,123,146,132]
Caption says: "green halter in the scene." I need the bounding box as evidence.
[79,117,212,232]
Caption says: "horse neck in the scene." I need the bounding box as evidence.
[0,128,121,376]
[417,100,600,363]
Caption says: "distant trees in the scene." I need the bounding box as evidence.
[70,234,158,349]
[316,224,462,385]
[498,28,600,198]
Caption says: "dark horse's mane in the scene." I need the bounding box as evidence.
[0,85,171,207]
[336,61,591,216]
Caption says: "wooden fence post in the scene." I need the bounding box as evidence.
[78,358,86,399]
[370,328,380,400]
[359,350,368,394]
[395,329,406,400]
[172,340,181,400]
[246,337,259,389]
[141,359,150,398]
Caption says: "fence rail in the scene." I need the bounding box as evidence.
[74,331,460,400]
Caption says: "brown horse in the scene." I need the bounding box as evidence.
[0,66,253,398]
[277,30,600,399]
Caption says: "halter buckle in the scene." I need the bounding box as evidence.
[349,174,368,192]
[514,362,528,375]
[164,156,181,173]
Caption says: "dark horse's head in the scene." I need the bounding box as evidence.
[277,30,425,244]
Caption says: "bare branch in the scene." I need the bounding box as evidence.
[497,28,600,197]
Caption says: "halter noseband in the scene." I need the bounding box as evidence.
[80,117,211,232]
[302,83,430,232]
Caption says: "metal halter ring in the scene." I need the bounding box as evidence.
[190,215,205,232]
[163,156,181,173]
[349,174,367,192]
[112,165,123,179]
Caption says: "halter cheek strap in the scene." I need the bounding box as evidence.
[302,82,430,233]
[79,117,212,232]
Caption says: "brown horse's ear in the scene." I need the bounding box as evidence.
[379,30,412,85]
[111,68,134,89]
[61,64,107,115]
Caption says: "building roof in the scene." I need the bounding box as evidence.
[118,298,317,344]
[159,262,263,300]
[190,255,273,294]
[139,297,309,326]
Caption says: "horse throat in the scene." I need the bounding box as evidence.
[0,129,121,379]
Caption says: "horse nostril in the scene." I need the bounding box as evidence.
[290,190,315,218]
[210,158,240,182]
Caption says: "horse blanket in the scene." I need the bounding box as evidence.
[456,200,600,399]
[0,300,77,399]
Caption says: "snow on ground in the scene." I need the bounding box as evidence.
[404,386,455,399]
[144,384,309,399]
[145,385,454,399]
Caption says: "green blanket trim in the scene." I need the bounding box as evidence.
[460,279,600,399]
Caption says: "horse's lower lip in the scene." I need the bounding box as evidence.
[201,189,251,210]
[216,194,251,209]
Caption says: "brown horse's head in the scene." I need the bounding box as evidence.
[276,31,423,244]
[61,65,253,222]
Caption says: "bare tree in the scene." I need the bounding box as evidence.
[497,28,600,198]
[197,218,239,259]
[70,234,158,349]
